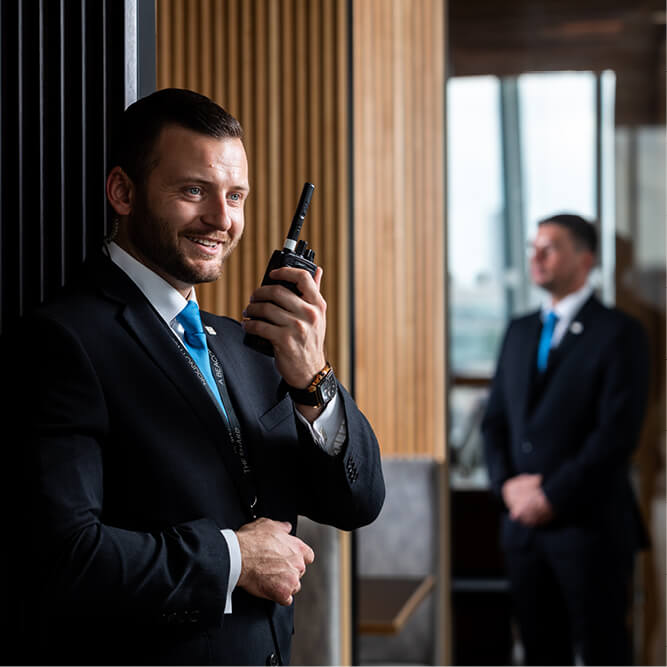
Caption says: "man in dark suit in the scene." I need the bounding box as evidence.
[482,214,649,666]
[6,88,384,665]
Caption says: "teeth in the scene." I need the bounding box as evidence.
[187,236,219,248]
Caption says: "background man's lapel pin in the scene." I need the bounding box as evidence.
[204,325,217,335]
[570,321,584,335]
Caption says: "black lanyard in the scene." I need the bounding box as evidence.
[173,336,259,520]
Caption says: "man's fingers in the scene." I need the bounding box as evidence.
[300,541,315,565]
[244,298,317,330]
[267,266,323,305]
[313,266,323,290]
[235,518,314,606]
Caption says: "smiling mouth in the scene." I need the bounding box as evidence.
[185,235,223,249]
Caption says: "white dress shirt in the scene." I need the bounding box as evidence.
[106,241,346,612]
[541,282,593,348]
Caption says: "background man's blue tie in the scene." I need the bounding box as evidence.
[176,301,225,411]
[537,310,559,372]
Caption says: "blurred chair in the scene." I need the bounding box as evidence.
[291,520,342,666]
[356,459,447,665]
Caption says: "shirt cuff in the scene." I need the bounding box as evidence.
[294,392,347,456]
[220,529,242,614]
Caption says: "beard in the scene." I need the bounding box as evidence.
[127,193,238,286]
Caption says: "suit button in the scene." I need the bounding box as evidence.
[266,652,279,666]
[522,441,533,453]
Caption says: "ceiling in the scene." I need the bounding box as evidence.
[448,0,665,124]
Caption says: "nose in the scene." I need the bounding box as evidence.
[202,195,232,231]
[531,245,548,261]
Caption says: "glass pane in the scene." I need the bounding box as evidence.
[519,71,597,242]
[447,76,506,377]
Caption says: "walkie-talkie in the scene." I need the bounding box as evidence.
[243,182,317,356]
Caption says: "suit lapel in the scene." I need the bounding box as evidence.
[92,254,227,438]
[520,313,543,420]
[549,294,597,368]
[201,315,275,425]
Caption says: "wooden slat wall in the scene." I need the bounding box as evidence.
[352,0,447,460]
[156,0,351,384]
[156,0,447,455]
[156,3,354,664]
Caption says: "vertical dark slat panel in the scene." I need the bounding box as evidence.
[0,1,5,334]
[17,0,25,317]
[0,0,137,337]
[38,0,45,302]
[42,0,66,295]
[63,1,82,281]
[110,0,128,212]
[80,0,87,262]
[58,0,66,285]
[19,0,42,316]
[84,0,104,258]
[1,1,19,331]
[101,0,109,240]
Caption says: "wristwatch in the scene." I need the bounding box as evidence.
[286,362,338,408]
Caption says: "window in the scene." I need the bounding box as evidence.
[447,70,615,379]
[447,71,616,482]
[447,76,505,378]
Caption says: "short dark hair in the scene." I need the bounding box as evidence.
[538,213,597,255]
[112,88,244,185]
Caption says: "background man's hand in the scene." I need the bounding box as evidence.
[502,473,542,508]
[242,266,327,389]
[235,518,315,606]
[502,473,554,526]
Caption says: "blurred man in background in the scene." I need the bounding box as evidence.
[483,213,649,665]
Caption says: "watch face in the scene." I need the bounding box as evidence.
[318,372,338,405]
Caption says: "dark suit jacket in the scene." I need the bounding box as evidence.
[4,253,384,666]
[482,294,649,554]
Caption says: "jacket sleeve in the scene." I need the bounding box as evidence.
[16,315,229,628]
[294,385,385,530]
[481,324,516,501]
[541,316,650,515]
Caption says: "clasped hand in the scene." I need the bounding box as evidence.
[242,266,327,389]
[501,473,554,526]
[236,518,315,606]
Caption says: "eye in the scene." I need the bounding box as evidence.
[186,186,202,197]
[228,192,243,203]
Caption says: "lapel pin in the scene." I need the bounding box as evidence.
[570,321,584,335]
[204,326,217,335]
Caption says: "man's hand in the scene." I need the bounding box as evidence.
[502,474,554,526]
[502,473,542,509]
[242,266,327,390]
[235,518,315,606]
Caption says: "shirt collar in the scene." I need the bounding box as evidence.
[541,282,593,325]
[106,242,195,326]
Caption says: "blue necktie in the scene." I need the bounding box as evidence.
[176,301,226,413]
[537,310,559,372]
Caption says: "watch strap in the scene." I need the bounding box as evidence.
[285,362,338,407]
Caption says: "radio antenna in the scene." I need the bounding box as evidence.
[284,182,315,251]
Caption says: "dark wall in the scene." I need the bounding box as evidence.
[0,0,129,337]
[0,3,152,658]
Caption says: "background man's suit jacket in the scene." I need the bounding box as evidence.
[5,253,385,666]
[482,294,649,554]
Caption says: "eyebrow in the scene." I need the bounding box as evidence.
[169,177,250,193]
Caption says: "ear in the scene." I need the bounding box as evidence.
[106,166,135,216]
[582,250,596,274]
